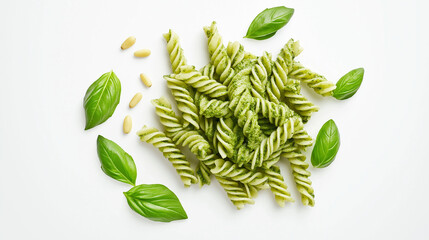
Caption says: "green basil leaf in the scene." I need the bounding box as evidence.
[97,135,137,185]
[83,71,121,130]
[124,184,188,222]
[245,6,294,40]
[311,120,340,168]
[333,68,364,100]
[251,31,277,40]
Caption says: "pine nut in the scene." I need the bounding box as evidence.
[121,36,136,50]
[140,73,152,87]
[134,49,151,57]
[123,115,132,134]
[129,93,143,108]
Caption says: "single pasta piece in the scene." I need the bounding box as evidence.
[282,142,315,206]
[291,128,313,149]
[284,79,319,123]
[152,97,212,158]
[164,75,200,129]
[254,98,296,126]
[151,97,183,135]
[266,39,300,103]
[211,158,269,188]
[170,65,228,98]
[200,63,218,80]
[265,165,294,207]
[249,52,272,99]
[204,22,235,86]
[289,61,336,96]
[163,29,187,74]
[198,94,231,118]
[137,126,197,187]
[214,118,235,158]
[248,116,303,169]
[216,176,255,210]
[195,162,212,187]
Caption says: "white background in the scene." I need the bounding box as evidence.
[1,0,428,239]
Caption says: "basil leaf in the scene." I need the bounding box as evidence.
[311,120,340,168]
[83,71,121,130]
[97,135,137,185]
[333,68,364,100]
[245,6,294,40]
[124,184,188,222]
[251,31,277,40]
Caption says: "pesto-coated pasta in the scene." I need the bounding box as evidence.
[249,52,272,99]
[139,22,343,209]
[198,94,231,118]
[164,75,200,129]
[214,118,235,158]
[211,158,269,188]
[216,176,255,210]
[196,162,212,187]
[204,22,235,86]
[282,142,315,206]
[247,116,303,169]
[171,65,228,98]
[163,30,187,74]
[254,98,296,126]
[265,165,294,207]
[137,126,197,187]
[289,61,336,96]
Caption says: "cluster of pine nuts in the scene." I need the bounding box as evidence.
[120,36,152,134]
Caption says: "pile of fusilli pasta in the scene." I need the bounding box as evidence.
[137,22,336,209]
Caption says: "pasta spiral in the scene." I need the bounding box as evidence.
[258,117,277,136]
[282,142,315,206]
[171,65,228,98]
[196,162,212,187]
[163,29,187,74]
[228,69,264,149]
[289,61,336,96]
[211,158,269,188]
[266,39,302,103]
[164,75,200,129]
[151,97,183,135]
[265,165,294,207]
[214,118,235,158]
[137,126,198,187]
[170,129,212,159]
[249,52,272,99]
[284,89,319,123]
[226,41,245,68]
[247,116,302,169]
[254,98,296,126]
[204,22,235,86]
[200,63,217,80]
[198,94,231,118]
[292,128,313,149]
[199,116,217,146]
[216,176,255,210]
